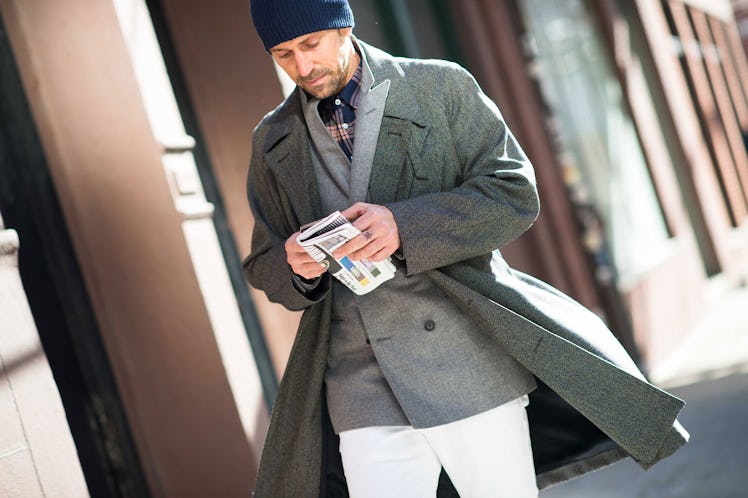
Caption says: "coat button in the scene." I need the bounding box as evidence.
[424,320,436,331]
[365,338,371,345]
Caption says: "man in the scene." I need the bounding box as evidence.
[243,1,688,497]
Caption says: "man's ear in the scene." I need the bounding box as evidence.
[339,27,353,37]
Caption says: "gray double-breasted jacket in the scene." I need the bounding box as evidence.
[244,40,688,497]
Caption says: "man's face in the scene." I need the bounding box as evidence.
[270,28,357,99]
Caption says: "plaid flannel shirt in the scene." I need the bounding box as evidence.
[318,61,362,161]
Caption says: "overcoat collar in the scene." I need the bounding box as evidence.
[260,39,429,224]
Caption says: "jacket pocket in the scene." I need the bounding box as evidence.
[396,123,440,199]
[370,118,439,202]
[405,147,438,198]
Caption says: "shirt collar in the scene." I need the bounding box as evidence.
[339,61,362,109]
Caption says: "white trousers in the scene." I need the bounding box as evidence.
[338,396,538,498]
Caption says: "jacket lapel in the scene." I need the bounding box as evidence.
[349,78,390,204]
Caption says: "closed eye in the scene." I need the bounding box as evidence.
[302,38,321,50]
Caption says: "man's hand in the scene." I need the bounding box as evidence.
[285,231,326,280]
[334,202,401,262]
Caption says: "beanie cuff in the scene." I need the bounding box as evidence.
[251,0,355,51]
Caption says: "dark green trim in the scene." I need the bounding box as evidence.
[0,12,150,498]
[373,0,465,63]
[144,0,279,407]
[375,0,421,57]
[428,0,467,65]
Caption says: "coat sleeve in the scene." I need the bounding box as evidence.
[242,129,331,311]
[386,64,540,275]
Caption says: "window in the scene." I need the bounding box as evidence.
[518,0,671,279]
[663,0,748,226]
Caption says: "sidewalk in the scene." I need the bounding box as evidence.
[541,372,748,497]
[649,284,748,388]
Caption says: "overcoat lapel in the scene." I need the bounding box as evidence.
[368,68,430,205]
[368,117,410,204]
[264,99,324,224]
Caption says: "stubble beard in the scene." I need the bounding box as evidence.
[298,48,352,100]
[298,68,343,99]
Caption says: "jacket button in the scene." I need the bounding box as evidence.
[424,320,436,331]
[365,338,371,345]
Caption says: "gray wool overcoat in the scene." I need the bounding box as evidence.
[244,41,689,497]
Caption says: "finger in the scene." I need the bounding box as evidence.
[333,233,370,259]
[287,248,318,266]
[352,210,396,240]
[292,261,327,279]
[350,211,379,233]
[367,246,395,262]
[360,235,399,261]
[301,267,326,279]
[285,232,306,255]
[346,237,387,261]
[340,202,370,222]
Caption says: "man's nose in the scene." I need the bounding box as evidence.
[295,53,314,78]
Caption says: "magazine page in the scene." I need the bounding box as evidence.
[297,211,396,295]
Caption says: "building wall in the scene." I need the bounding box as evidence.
[0,0,258,495]
[152,0,302,380]
[732,0,748,87]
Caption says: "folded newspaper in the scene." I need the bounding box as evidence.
[297,211,396,295]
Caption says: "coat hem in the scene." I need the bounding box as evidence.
[536,446,628,490]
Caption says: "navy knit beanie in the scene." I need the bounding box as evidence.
[250,0,355,51]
